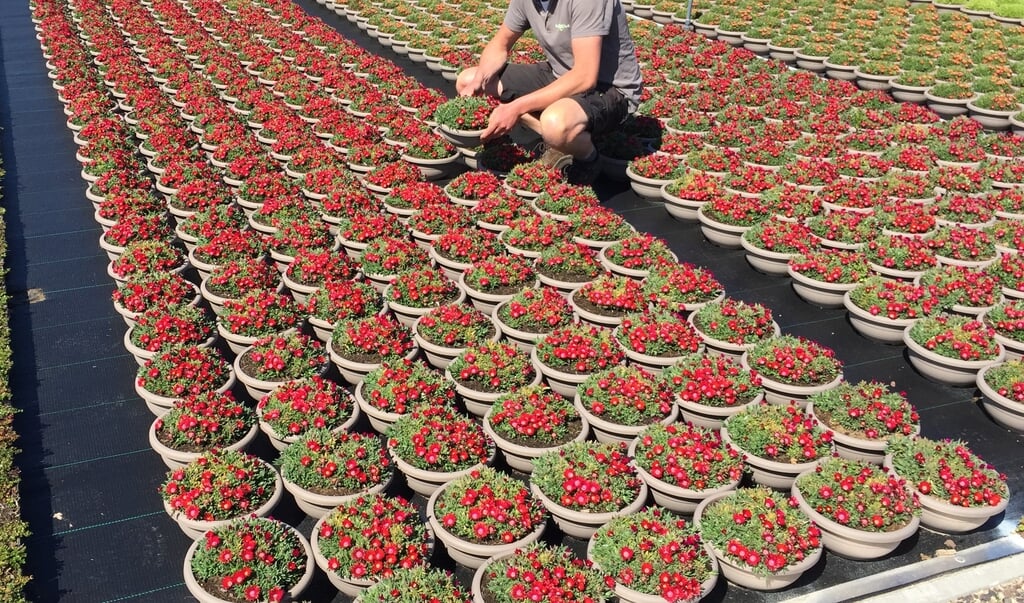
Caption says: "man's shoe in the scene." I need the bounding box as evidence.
[536,144,573,170]
[565,155,601,186]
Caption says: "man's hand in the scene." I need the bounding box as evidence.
[480,102,522,141]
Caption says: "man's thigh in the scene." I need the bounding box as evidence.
[498,62,558,102]
[569,87,629,135]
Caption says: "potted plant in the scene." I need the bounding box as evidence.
[256,376,357,451]
[359,567,469,603]
[589,507,718,602]
[387,403,494,495]
[413,303,499,369]
[613,309,703,373]
[571,207,636,250]
[492,286,573,353]
[110,240,186,284]
[845,276,940,344]
[311,493,432,596]
[643,261,724,315]
[216,289,301,355]
[531,182,600,221]
[124,303,214,365]
[183,516,312,603]
[626,153,688,199]
[505,162,563,198]
[532,323,625,398]
[446,340,539,417]
[807,380,921,464]
[919,265,1000,316]
[631,422,744,514]
[200,258,280,314]
[429,227,504,281]
[573,364,678,444]
[444,170,502,207]
[662,351,765,429]
[500,215,571,258]
[793,457,920,560]
[598,233,676,279]
[982,299,1024,361]
[282,249,358,303]
[432,95,495,147]
[688,298,779,359]
[886,435,1009,533]
[356,358,456,433]
[568,274,648,329]
[529,440,646,538]
[359,236,430,291]
[135,345,234,417]
[533,241,604,296]
[329,314,417,385]
[976,359,1024,431]
[787,249,870,308]
[306,280,382,342]
[384,267,464,327]
[112,273,197,325]
[742,335,844,408]
[903,312,1004,386]
[279,428,392,518]
[481,384,589,473]
[471,543,612,603]
[460,254,537,314]
[697,485,823,590]
[234,332,327,401]
[148,391,257,470]
[160,448,282,539]
[427,467,547,568]
[661,169,724,222]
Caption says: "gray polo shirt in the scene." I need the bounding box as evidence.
[504,0,643,108]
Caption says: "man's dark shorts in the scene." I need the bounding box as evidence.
[498,62,630,136]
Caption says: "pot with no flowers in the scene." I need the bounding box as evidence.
[807,380,921,464]
[432,96,494,147]
[428,467,547,569]
[569,274,648,329]
[741,335,844,408]
[532,323,626,398]
[977,360,1024,431]
[573,365,678,444]
[470,543,613,603]
[665,350,764,428]
[256,376,358,451]
[136,346,235,417]
[695,487,823,591]
[183,516,313,603]
[311,493,432,596]
[886,436,1009,533]
[792,457,921,560]
[160,448,283,540]
[630,422,743,514]
[529,440,647,538]
[387,404,495,496]
[722,402,834,490]
[459,254,537,314]
[413,303,500,369]
[688,298,780,360]
[234,333,328,401]
[329,314,418,385]
[445,340,540,417]
[148,391,257,470]
[279,429,393,519]
[482,385,589,473]
[492,286,574,354]
[903,313,1005,386]
[588,507,719,603]
[355,358,457,433]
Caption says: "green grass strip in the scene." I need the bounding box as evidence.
[0,142,31,600]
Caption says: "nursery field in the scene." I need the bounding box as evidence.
[1,0,1023,601]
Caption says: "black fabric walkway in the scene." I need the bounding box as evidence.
[0,0,1019,601]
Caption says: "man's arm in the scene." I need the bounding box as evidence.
[462,24,523,96]
[480,35,602,140]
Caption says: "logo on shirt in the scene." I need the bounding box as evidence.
[554,23,569,31]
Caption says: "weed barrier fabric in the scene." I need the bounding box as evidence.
[0,0,1018,600]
